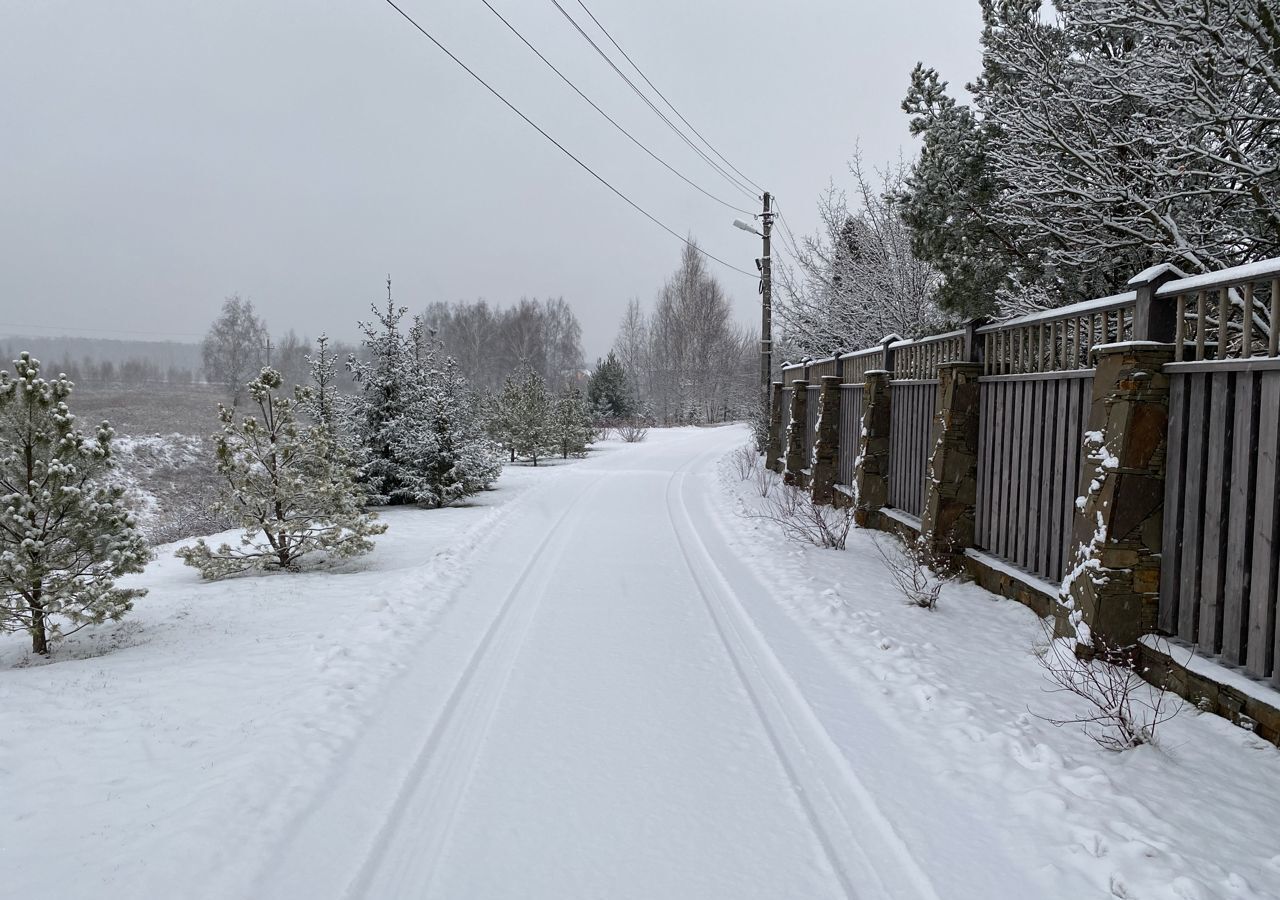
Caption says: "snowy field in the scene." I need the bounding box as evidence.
[3,426,1279,900]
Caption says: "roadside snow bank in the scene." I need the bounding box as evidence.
[0,463,569,900]
[715,449,1280,900]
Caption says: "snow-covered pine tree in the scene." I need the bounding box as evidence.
[586,352,633,420]
[392,354,503,507]
[177,368,386,579]
[0,353,149,654]
[500,367,554,465]
[550,387,592,459]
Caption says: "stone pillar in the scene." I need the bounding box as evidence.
[920,362,982,561]
[783,378,808,485]
[767,381,785,473]
[1064,343,1176,649]
[810,375,843,505]
[853,370,891,526]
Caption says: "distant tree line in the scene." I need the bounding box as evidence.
[419,296,585,394]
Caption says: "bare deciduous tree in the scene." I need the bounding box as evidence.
[776,152,946,358]
[202,295,268,406]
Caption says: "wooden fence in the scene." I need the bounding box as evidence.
[774,258,1280,695]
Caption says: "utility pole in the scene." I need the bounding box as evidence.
[759,191,774,395]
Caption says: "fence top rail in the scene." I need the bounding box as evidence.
[976,291,1137,334]
[838,345,884,362]
[885,327,968,351]
[1154,257,1280,298]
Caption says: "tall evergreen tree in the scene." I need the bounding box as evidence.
[499,367,555,465]
[587,352,634,419]
[0,353,149,654]
[392,355,504,508]
[177,368,386,579]
[550,387,593,459]
[348,287,416,504]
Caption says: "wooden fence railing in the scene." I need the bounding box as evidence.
[771,258,1280,703]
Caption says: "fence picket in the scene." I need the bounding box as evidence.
[1178,375,1209,643]
[1222,373,1255,664]
[1198,372,1231,652]
[1160,376,1187,635]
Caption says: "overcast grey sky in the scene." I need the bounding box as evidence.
[0,0,982,360]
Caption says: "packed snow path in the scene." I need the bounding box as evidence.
[8,427,1280,899]
[254,428,970,899]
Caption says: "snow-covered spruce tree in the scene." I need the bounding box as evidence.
[586,351,633,420]
[347,289,416,504]
[348,285,503,506]
[391,353,503,508]
[499,367,554,465]
[0,353,149,654]
[177,368,385,579]
[550,387,592,459]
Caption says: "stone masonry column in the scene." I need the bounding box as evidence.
[920,361,983,561]
[783,378,809,485]
[810,375,843,505]
[1064,343,1176,649]
[767,381,785,473]
[853,370,891,526]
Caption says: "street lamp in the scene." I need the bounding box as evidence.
[731,193,773,396]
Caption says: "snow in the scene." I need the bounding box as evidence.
[880,505,922,532]
[1140,634,1280,712]
[977,291,1138,331]
[4,426,1280,899]
[1153,258,1280,298]
[964,546,1062,599]
[1128,263,1190,286]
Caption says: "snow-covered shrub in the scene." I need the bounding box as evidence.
[752,458,775,498]
[0,353,149,654]
[873,535,951,610]
[617,419,649,443]
[1034,625,1178,751]
[730,443,761,481]
[750,483,852,549]
[177,368,386,579]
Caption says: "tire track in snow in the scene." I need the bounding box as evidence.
[339,473,609,900]
[664,457,943,900]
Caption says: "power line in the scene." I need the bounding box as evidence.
[478,0,754,216]
[771,199,806,261]
[550,0,758,202]
[568,0,766,196]
[378,0,756,279]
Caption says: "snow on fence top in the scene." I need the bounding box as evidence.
[1153,258,1280,363]
[777,255,1280,382]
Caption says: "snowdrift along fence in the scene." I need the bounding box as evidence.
[773,258,1280,704]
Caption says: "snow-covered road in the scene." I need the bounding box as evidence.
[9,426,1280,900]
[256,427,951,899]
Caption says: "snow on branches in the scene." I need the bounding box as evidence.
[176,368,385,579]
[348,291,503,506]
[903,0,1280,322]
[0,353,149,653]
